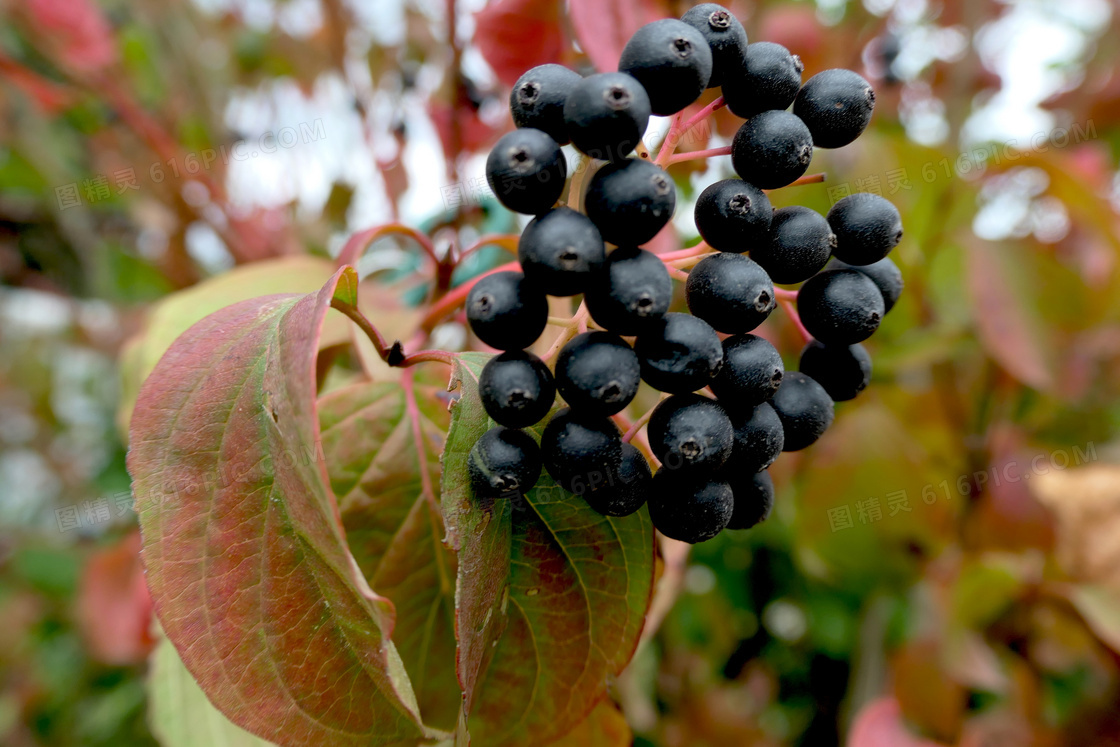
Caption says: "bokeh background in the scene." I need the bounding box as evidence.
[2,0,1120,745]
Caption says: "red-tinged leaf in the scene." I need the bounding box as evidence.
[569,0,669,73]
[441,353,655,746]
[891,639,966,743]
[474,0,565,86]
[552,700,631,747]
[318,377,460,731]
[127,267,439,746]
[77,531,153,665]
[25,0,117,71]
[848,698,948,747]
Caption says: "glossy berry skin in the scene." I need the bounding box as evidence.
[648,470,734,543]
[618,19,713,116]
[582,443,652,517]
[679,4,748,89]
[485,128,566,215]
[770,371,834,451]
[635,312,724,394]
[799,340,872,402]
[479,350,556,428]
[585,159,676,246]
[727,401,784,473]
[710,334,784,409]
[555,332,641,416]
[564,72,651,161]
[827,193,903,266]
[793,69,875,149]
[731,110,814,189]
[725,470,774,530]
[723,42,803,118]
[694,179,772,251]
[648,394,734,473]
[541,408,623,495]
[686,253,776,334]
[519,207,606,296]
[752,206,835,285]
[585,247,672,335]
[830,257,903,313]
[466,271,548,351]
[510,64,583,145]
[468,427,542,499]
[797,269,885,345]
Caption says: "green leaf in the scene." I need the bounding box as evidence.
[441,353,655,746]
[128,267,437,745]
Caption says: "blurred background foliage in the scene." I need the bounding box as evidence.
[1,0,1120,745]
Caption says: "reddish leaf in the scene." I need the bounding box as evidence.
[77,531,153,665]
[475,0,565,86]
[569,0,669,73]
[849,698,948,747]
[128,267,436,745]
[25,0,116,72]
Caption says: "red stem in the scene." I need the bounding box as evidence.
[419,260,520,333]
[666,145,731,165]
[337,223,441,271]
[777,295,813,344]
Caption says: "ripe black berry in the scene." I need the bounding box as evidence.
[584,247,672,335]
[479,350,556,428]
[555,332,641,416]
[618,19,713,116]
[648,470,733,543]
[582,443,652,517]
[793,69,875,149]
[770,371,834,451]
[723,42,803,118]
[710,334,784,409]
[679,4,748,89]
[751,205,835,285]
[685,253,775,334]
[797,269,884,345]
[466,271,548,351]
[799,340,871,402]
[485,128,566,215]
[468,426,542,499]
[694,179,773,251]
[725,470,774,530]
[648,393,734,473]
[635,312,723,394]
[541,408,623,494]
[585,159,676,246]
[519,207,606,296]
[727,401,784,472]
[827,193,903,266]
[510,64,583,145]
[731,110,814,189]
[564,72,651,161]
[829,257,903,313]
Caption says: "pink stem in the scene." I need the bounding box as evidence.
[773,287,798,300]
[655,111,687,167]
[680,95,726,136]
[777,295,813,344]
[657,243,713,262]
[666,145,732,165]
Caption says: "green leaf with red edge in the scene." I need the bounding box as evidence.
[441,353,655,746]
[318,376,460,731]
[127,267,442,746]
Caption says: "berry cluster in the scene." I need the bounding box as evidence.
[468,5,903,544]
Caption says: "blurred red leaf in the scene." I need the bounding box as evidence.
[849,698,949,747]
[475,0,565,86]
[25,0,117,72]
[569,0,669,73]
[77,531,154,666]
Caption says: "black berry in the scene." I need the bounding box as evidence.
[727,401,784,472]
[799,340,871,402]
[466,271,548,351]
[685,252,776,334]
[555,332,641,416]
[510,64,583,144]
[827,193,903,266]
[541,408,623,494]
[731,110,814,189]
[770,371,834,451]
[519,207,606,296]
[752,205,835,285]
[635,312,724,394]
[723,42,803,118]
[479,350,556,428]
[648,393,734,473]
[797,269,884,345]
[710,334,784,409]
[618,19,713,116]
[585,159,676,246]
[468,426,542,499]
[694,178,773,251]
[648,470,734,543]
[679,4,747,89]
[829,257,903,313]
[564,72,651,161]
[485,128,566,215]
[725,470,774,530]
[585,247,672,335]
[582,442,652,517]
[793,69,875,149]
